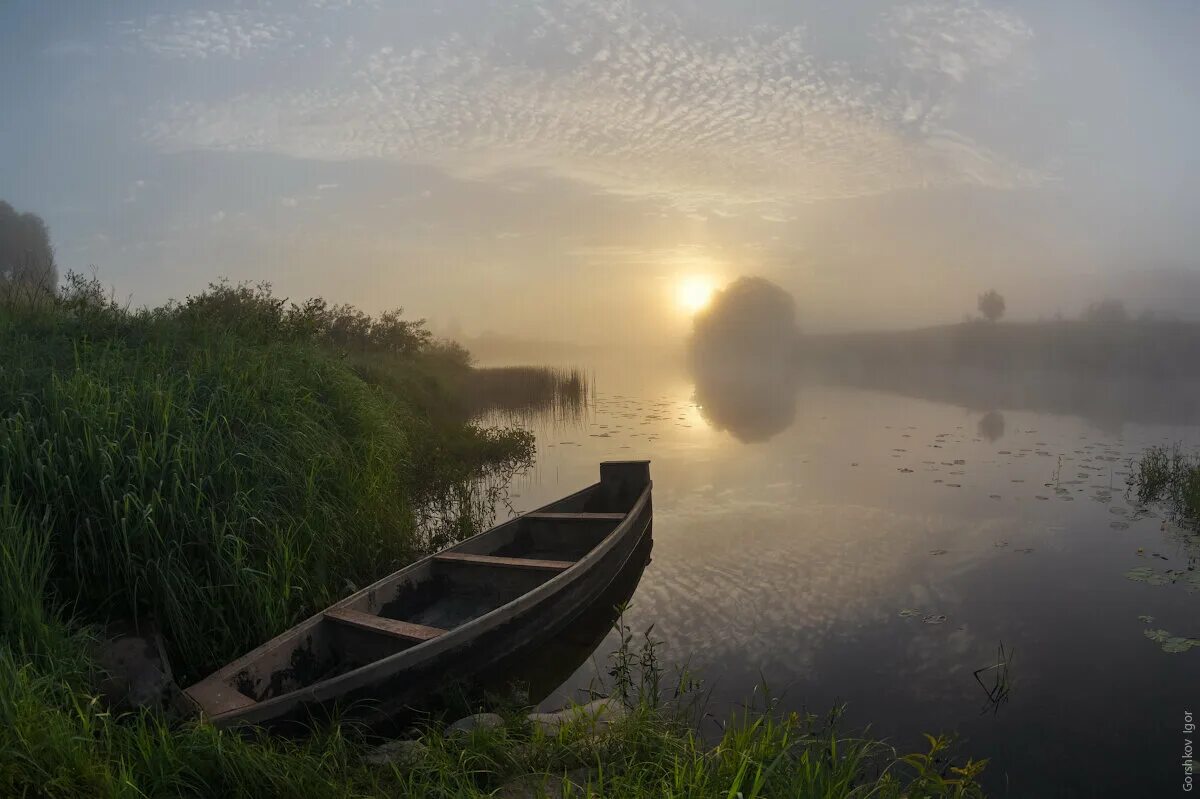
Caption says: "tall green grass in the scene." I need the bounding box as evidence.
[0,274,533,679]
[0,606,986,798]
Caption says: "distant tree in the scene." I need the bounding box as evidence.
[689,276,798,366]
[977,289,1005,322]
[0,201,57,289]
[1081,298,1128,325]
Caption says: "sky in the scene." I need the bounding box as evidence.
[2,0,1199,343]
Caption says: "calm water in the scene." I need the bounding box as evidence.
[485,356,1200,797]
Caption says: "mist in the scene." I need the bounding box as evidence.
[3,0,1199,347]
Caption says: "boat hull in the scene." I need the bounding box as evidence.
[192,462,653,732]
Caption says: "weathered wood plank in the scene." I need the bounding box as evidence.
[186,680,257,716]
[524,512,625,521]
[325,608,446,642]
[434,552,574,572]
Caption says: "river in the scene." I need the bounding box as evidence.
[483,354,1200,797]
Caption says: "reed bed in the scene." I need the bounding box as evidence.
[1133,444,1200,522]
[460,365,593,425]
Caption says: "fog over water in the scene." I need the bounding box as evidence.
[492,353,1200,796]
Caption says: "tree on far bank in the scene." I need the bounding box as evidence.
[977,289,1005,322]
[689,276,798,366]
[0,201,57,289]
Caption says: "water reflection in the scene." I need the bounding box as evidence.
[482,532,653,707]
[803,360,1200,428]
[691,363,798,443]
[498,356,1200,796]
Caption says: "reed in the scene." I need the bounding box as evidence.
[1132,444,1200,522]
[460,365,593,425]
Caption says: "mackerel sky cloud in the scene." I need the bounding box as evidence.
[137,0,1044,208]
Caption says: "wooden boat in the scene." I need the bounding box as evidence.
[185,461,652,731]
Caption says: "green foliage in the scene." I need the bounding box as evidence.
[0,273,532,678]
[172,279,434,357]
[0,200,56,290]
[1133,445,1200,521]
[0,615,987,798]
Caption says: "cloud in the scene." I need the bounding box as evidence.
[138,0,1044,209]
[878,0,1034,87]
[124,10,295,60]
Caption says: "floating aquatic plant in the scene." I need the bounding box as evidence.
[1143,628,1200,653]
[1125,566,1200,591]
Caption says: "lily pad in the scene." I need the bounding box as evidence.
[1162,638,1200,654]
[922,614,948,625]
[1126,567,1172,586]
[1138,615,1155,624]
[898,608,921,618]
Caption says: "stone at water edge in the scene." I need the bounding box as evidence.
[445,712,506,737]
[363,739,429,767]
[94,619,180,711]
[527,697,627,734]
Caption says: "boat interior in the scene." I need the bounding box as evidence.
[187,462,649,716]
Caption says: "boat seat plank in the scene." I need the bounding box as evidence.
[524,512,625,521]
[186,680,257,716]
[435,552,574,572]
[325,608,446,642]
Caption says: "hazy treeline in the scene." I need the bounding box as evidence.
[0,200,56,289]
[798,318,1200,381]
[686,277,1200,434]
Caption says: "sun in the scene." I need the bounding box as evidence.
[676,276,717,314]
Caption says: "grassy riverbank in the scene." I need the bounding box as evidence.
[0,276,985,797]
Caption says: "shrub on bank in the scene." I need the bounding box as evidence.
[0,274,532,677]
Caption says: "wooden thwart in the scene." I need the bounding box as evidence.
[434,551,574,572]
[524,512,625,521]
[325,608,445,642]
